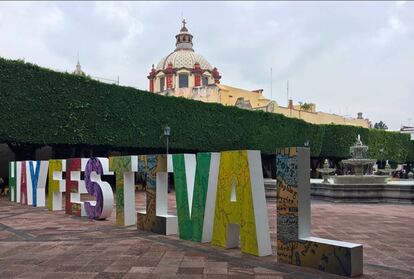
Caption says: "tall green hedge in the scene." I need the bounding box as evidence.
[407,140,414,162]
[0,57,412,162]
[319,124,411,162]
[367,129,410,162]
[319,124,367,158]
[0,58,324,155]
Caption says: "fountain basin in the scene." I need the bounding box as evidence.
[264,178,414,204]
[341,159,377,165]
[332,175,389,185]
[311,179,414,204]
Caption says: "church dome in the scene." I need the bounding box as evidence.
[156,51,212,71]
[148,19,221,92]
[155,19,213,71]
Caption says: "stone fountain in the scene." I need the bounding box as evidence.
[342,135,376,175]
[332,135,389,184]
[378,160,395,176]
[307,134,414,203]
[316,159,335,183]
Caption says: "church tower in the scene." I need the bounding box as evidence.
[73,54,85,76]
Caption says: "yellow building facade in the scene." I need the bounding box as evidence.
[149,21,371,129]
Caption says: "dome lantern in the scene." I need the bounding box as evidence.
[175,19,194,51]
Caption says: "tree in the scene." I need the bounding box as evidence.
[300,102,312,111]
[374,121,388,130]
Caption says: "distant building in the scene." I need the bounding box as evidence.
[73,58,85,76]
[400,126,414,140]
[148,20,371,128]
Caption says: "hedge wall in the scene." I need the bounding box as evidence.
[0,57,412,162]
[0,58,324,155]
[319,124,411,162]
[407,140,414,162]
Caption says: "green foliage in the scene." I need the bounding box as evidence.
[300,102,312,111]
[0,57,323,155]
[407,140,414,162]
[319,124,410,162]
[367,129,410,162]
[319,124,368,158]
[0,57,411,162]
[374,121,388,130]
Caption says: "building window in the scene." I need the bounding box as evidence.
[202,76,209,86]
[160,77,165,91]
[179,74,189,88]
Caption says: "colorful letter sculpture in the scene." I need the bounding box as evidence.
[8,161,17,202]
[212,150,272,257]
[27,161,49,207]
[276,147,363,277]
[109,156,138,226]
[172,152,220,242]
[15,162,22,203]
[20,161,29,205]
[65,158,87,216]
[84,158,114,220]
[137,155,178,235]
[48,159,66,211]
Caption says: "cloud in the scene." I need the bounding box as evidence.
[396,1,407,9]
[0,1,413,130]
[0,2,68,68]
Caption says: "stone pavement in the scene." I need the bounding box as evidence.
[0,193,413,279]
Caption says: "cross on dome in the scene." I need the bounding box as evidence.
[180,18,189,33]
[176,19,193,51]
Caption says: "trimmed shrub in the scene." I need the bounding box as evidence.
[407,140,414,163]
[0,58,323,155]
[0,57,410,162]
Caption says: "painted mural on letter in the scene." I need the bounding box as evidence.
[136,155,168,234]
[109,156,133,226]
[211,150,259,256]
[48,159,63,211]
[276,147,360,277]
[173,153,210,242]
[65,158,81,216]
[20,161,28,205]
[8,162,16,202]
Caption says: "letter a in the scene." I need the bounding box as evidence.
[212,150,271,256]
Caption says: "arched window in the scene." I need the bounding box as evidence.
[202,76,209,86]
[179,74,189,88]
[160,77,165,91]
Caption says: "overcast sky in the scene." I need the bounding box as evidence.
[0,1,413,130]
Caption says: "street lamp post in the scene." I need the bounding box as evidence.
[164,125,171,155]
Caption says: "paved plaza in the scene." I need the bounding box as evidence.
[0,193,413,279]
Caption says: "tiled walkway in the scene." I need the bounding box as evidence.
[0,193,413,279]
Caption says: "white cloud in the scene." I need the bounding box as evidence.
[94,2,144,46]
[396,1,407,9]
[0,2,69,68]
[0,1,413,130]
